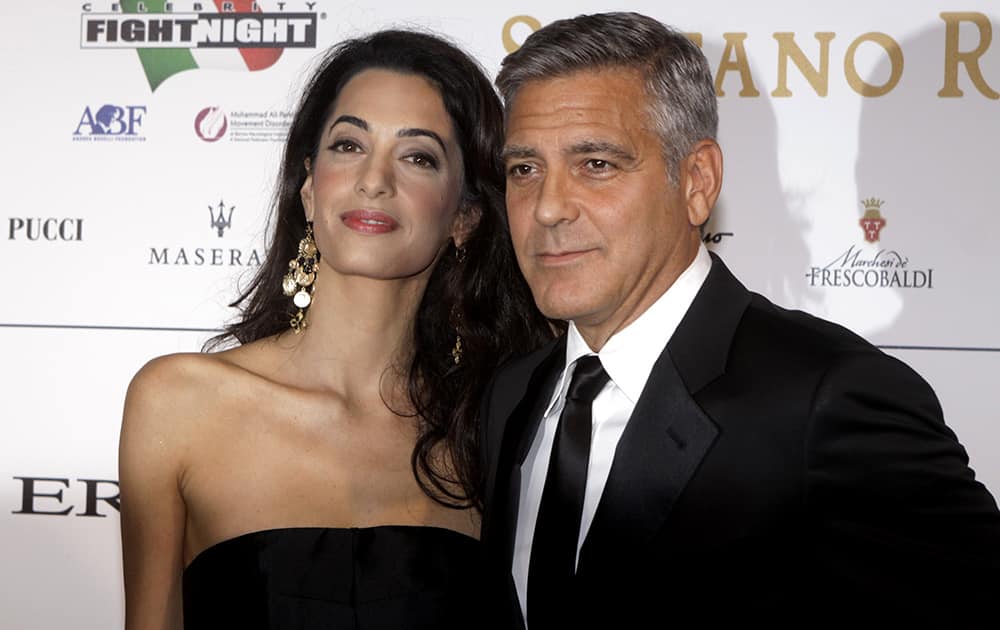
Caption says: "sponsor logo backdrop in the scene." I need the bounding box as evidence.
[1,1,997,627]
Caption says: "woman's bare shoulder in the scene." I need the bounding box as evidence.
[122,340,284,435]
[121,353,220,451]
[127,352,228,406]
[127,337,287,401]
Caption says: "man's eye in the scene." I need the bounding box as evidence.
[586,159,610,170]
[508,164,534,177]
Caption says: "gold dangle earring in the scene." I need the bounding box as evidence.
[451,305,463,365]
[282,222,319,333]
[451,330,463,365]
[450,243,467,365]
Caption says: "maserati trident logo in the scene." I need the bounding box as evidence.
[859,197,887,243]
[209,199,235,237]
[147,197,260,266]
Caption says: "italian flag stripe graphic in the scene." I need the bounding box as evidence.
[120,0,284,91]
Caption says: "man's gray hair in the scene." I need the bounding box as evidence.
[496,12,717,186]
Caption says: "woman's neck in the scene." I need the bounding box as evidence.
[276,269,430,405]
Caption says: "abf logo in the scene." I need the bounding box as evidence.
[73,104,147,142]
[81,1,320,91]
[859,197,887,243]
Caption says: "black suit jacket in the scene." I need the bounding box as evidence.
[480,254,1000,629]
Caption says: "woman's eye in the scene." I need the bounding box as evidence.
[407,153,438,169]
[330,139,361,153]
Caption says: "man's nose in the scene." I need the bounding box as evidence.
[533,169,578,227]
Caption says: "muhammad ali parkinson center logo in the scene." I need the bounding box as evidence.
[148,198,262,266]
[806,198,934,289]
[195,105,292,143]
[194,106,228,142]
[81,1,320,91]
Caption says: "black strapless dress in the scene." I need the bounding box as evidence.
[182,526,490,629]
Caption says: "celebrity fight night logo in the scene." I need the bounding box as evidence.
[81,1,320,91]
[806,198,934,289]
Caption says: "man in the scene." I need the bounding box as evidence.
[479,12,1000,629]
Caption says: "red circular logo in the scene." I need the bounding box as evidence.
[194,106,228,142]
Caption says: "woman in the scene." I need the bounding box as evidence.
[119,30,551,629]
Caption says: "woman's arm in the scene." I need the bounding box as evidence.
[119,357,189,630]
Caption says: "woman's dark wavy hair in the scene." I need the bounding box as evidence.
[205,29,553,509]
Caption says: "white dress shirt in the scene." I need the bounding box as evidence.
[512,244,712,619]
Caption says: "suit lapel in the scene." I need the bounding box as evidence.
[579,349,718,569]
[492,337,566,565]
[668,253,751,393]
[578,254,751,571]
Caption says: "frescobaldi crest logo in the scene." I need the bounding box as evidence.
[806,196,934,289]
[81,0,320,91]
[859,197,886,243]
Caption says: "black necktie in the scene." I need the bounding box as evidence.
[527,355,609,628]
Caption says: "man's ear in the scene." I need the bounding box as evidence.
[451,204,482,249]
[682,139,723,228]
[300,157,315,222]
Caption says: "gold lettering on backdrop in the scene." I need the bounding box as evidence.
[844,32,903,97]
[716,33,760,97]
[772,32,835,97]
[938,12,999,99]
[500,16,994,98]
[502,15,541,53]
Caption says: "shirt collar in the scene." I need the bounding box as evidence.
[543,244,712,417]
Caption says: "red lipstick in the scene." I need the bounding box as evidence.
[341,209,399,234]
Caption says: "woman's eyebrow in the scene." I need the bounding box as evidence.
[398,128,448,156]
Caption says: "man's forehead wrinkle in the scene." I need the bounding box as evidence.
[507,117,633,141]
[510,84,631,117]
[509,106,637,142]
[505,78,650,165]
[514,101,627,121]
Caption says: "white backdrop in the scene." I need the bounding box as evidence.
[1,2,998,628]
